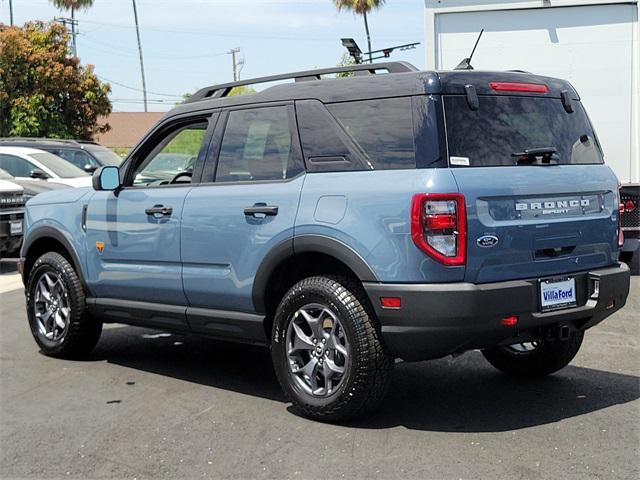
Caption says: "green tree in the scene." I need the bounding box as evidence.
[228,85,256,97]
[333,0,385,63]
[0,22,112,139]
[336,52,356,77]
[49,0,94,56]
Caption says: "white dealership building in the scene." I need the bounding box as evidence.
[424,0,639,188]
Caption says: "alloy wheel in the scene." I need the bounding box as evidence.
[286,303,350,397]
[33,272,70,342]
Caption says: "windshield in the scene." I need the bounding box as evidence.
[142,153,195,174]
[0,168,12,180]
[444,95,603,167]
[85,145,123,166]
[29,152,89,178]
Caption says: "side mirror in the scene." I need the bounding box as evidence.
[84,164,98,174]
[93,166,120,191]
[30,168,50,180]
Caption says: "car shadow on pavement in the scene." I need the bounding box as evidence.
[348,356,640,432]
[90,325,639,433]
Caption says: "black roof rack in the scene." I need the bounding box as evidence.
[185,61,418,104]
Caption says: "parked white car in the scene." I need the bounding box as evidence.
[0,146,92,188]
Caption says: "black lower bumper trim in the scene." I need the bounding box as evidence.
[364,263,630,361]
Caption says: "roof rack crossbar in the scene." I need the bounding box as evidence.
[185,61,418,104]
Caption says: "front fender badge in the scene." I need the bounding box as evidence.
[96,241,105,255]
[477,235,498,248]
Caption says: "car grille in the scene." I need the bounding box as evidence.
[0,193,25,210]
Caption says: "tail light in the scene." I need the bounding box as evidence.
[411,193,466,266]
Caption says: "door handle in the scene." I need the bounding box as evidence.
[145,205,173,216]
[244,204,279,217]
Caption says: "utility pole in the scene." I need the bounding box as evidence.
[132,0,148,112]
[228,48,240,82]
[9,0,13,26]
[71,6,77,57]
[54,16,79,57]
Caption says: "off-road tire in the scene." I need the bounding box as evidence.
[482,331,584,377]
[26,252,102,358]
[271,275,393,422]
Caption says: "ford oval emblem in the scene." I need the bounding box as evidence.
[477,235,499,248]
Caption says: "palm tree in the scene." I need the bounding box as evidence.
[334,0,385,63]
[50,0,94,57]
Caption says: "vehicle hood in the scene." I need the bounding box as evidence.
[53,177,93,188]
[27,186,93,206]
[0,179,24,193]
[15,179,70,197]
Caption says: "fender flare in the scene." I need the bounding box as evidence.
[251,234,378,314]
[22,226,88,290]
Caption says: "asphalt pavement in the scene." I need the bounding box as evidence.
[1,268,638,480]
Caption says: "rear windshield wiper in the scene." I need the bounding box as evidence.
[511,147,558,165]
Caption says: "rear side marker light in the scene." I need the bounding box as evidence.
[501,316,518,327]
[606,299,615,310]
[380,297,401,309]
[411,193,467,266]
[490,82,549,94]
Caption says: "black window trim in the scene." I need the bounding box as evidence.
[119,111,219,189]
[199,101,305,186]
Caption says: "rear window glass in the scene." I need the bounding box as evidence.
[444,95,603,167]
[327,98,416,170]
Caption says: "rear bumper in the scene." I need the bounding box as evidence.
[364,263,631,361]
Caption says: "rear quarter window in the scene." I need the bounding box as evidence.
[327,97,416,170]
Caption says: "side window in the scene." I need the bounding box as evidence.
[52,149,96,169]
[0,154,34,177]
[215,106,299,183]
[327,97,416,170]
[131,122,208,187]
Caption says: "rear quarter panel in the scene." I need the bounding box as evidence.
[296,169,464,282]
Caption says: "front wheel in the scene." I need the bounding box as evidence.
[26,252,102,358]
[482,331,584,377]
[271,275,393,422]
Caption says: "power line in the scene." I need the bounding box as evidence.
[96,74,182,98]
[80,34,229,60]
[78,19,417,43]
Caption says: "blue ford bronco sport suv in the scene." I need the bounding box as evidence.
[20,62,631,421]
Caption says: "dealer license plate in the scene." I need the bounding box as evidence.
[10,220,22,236]
[540,277,577,312]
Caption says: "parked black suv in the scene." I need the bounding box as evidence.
[0,138,122,173]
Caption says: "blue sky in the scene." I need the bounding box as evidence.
[2,0,426,111]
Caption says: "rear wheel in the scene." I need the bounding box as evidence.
[26,252,102,358]
[482,331,584,377]
[271,275,393,422]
